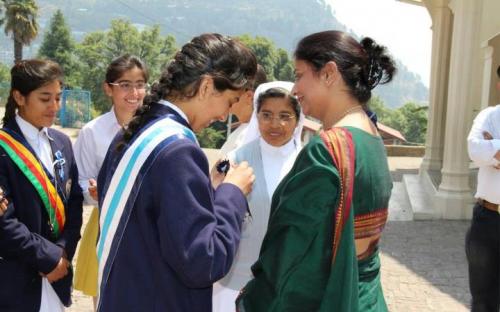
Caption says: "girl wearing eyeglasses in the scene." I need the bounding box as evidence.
[0,59,83,311]
[213,81,304,311]
[73,54,149,307]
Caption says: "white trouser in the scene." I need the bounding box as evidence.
[212,282,239,312]
[40,278,64,312]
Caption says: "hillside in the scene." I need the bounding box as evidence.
[0,0,428,108]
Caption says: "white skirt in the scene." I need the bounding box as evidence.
[40,278,64,312]
[212,282,240,312]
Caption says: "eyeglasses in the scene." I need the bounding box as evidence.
[257,112,296,125]
[108,81,148,93]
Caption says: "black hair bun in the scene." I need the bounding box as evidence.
[361,37,396,89]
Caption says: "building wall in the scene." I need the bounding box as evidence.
[480,0,500,44]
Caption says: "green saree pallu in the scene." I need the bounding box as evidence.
[237,128,358,311]
[237,127,391,312]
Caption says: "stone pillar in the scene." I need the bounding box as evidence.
[434,0,482,219]
[420,0,453,173]
[480,44,494,110]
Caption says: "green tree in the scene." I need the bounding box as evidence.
[101,19,176,79]
[0,62,9,82]
[38,10,72,59]
[196,127,226,149]
[274,48,294,81]
[238,35,294,81]
[138,27,176,80]
[76,19,177,113]
[102,19,141,61]
[38,10,81,87]
[0,62,11,106]
[368,96,393,122]
[239,35,277,80]
[396,102,428,144]
[76,31,108,112]
[1,0,39,63]
[369,97,428,144]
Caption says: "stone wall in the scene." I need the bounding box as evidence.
[385,145,426,157]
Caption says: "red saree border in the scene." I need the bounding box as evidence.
[319,127,355,263]
[354,208,388,239]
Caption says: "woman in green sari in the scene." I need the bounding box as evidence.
[237,30,396,312]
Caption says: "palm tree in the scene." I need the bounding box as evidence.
[1,0,39,63]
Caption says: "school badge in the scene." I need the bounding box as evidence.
[54,151,66,181]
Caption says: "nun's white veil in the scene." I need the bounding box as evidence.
[240,81,305,150]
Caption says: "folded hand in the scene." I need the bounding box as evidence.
[88,179,98,201]
[43,256,70,283]
[484,131,500,167]
[0,187,8,216]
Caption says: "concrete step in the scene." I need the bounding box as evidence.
[403,174,436,220]
[388,181,413,221]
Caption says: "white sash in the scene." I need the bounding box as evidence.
[96,116,196,303]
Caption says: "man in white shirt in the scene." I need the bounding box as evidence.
[465,65,500,312]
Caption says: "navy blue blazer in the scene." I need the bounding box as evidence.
[0,120,83,312]
[96,105,248,312]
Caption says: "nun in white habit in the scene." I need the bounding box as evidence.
[213,81,305,311]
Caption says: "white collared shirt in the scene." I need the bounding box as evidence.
[259,137,299,199]
[15,115,54,176]
[158,99,190,125]
[467,104,500,204]
[73,108,122,204]
[219,123,249,157]
[15,115,64,311]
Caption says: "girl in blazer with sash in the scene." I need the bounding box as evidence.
[0,60,83,312]
[96,33,256,312]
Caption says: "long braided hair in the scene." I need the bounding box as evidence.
[120,33,257,149]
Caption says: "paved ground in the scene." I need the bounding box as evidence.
[380,221,470,312]
[68,214,472,312]
[53,126,470,311]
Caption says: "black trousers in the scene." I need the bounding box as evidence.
[465,203,500,312]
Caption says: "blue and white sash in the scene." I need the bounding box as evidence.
[96,116,197,305]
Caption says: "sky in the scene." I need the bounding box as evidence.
[326,0,432,86]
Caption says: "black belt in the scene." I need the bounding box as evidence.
[478,199,499,212]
